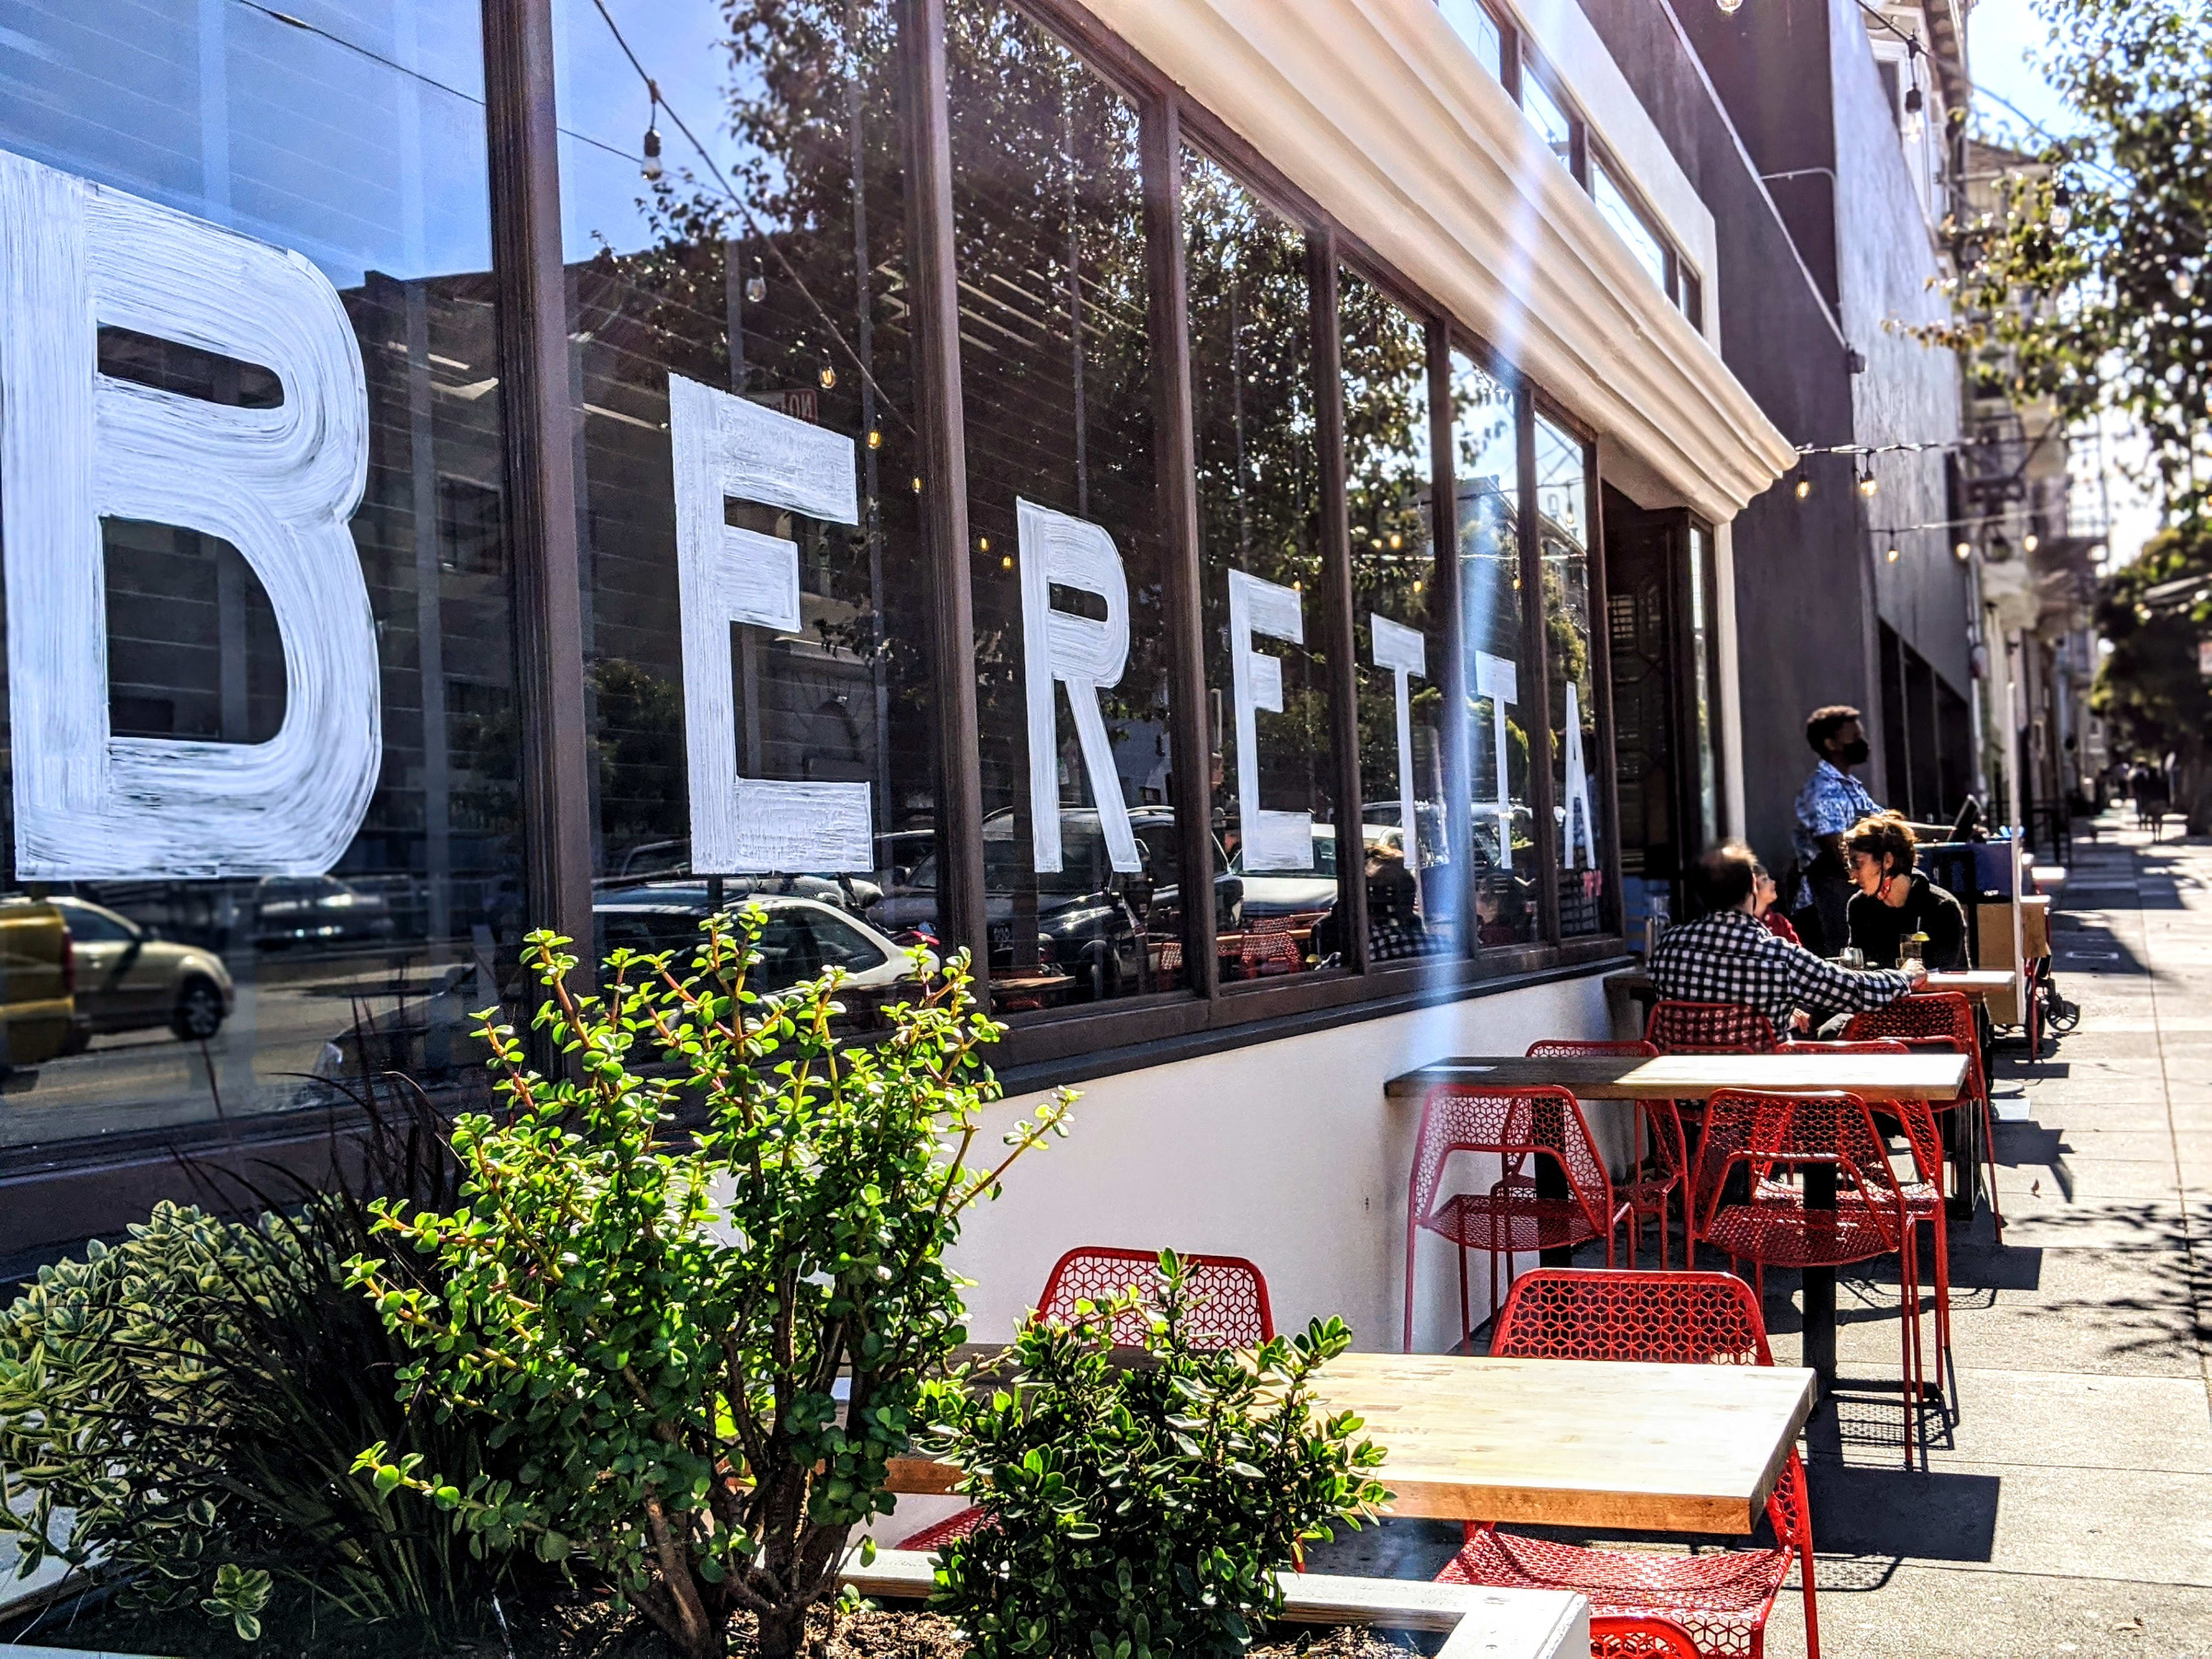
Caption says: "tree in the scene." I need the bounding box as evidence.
[2092,519,2212,827]
[1919,0,2212,501]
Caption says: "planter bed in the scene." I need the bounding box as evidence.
[10,1552,1585,1659]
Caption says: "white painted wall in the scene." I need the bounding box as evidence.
[874,968,1624,1540]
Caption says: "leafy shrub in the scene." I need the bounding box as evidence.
[352,917,1070,1659]
[922,1252,1391,1659]
[0,1092,532,1643]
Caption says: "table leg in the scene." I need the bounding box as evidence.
[1802,1162,1836,1389]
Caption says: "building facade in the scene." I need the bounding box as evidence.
[0,0,1813,1359]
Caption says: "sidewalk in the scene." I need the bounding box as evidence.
[1771,820,2212,1657]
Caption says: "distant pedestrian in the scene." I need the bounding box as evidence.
[2143,764,2172,842]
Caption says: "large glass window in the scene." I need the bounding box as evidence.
[1453,353,1535,947]
[1688,525,1720,850]
[946,1,1177,1011]
[1184,151,1342,983]
[1535,415,1608,937]
[1592,160,1668,292]
[1343,272,1460,964]
[553,0,939,1031]
[0,0,515,1147]
[1521,69,1576,173]
[1438,0,1505,80]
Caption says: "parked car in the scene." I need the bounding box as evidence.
[252,876,396,950]
[593,887,916,1002]
[1228,824,1346,921]
[50,897,233,1046]
[597,839,885,917]
[0,897,74,1067]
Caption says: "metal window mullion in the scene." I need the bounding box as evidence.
[1518,387,1560,943]
[1142,94,1219,999]
[1426,318,1473,960]
[1585,444,1623,937]
[480,0,594,1020]
[1308,232,1369,972]
[899,0,989,993]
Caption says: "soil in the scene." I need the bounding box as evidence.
[18,1592,1433,1659]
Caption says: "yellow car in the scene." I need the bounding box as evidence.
[52,897,233,1047]
[0,897,74,1068]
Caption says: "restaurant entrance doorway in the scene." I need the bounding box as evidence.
[1603,486,1724,933]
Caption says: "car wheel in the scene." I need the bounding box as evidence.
[172,976,225,1042]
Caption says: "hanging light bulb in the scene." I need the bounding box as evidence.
[1389,532,1403,550]
[978,536,990,554]
[1885,546,1900,563]
[641,84,664,183]
[1794,471,1812,500]
[1857,463,1878,498]
[1953,540,1973,562]
[1717,0,1743,13]
[2024,532,2040,552]
[818,363,837,391]
[867,428,882,450]
[745,272,767,305]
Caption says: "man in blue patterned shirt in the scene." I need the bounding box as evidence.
[1791,704,1883,955]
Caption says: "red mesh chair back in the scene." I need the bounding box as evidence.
[1410,1086,1619,1244]
[1590,1616,1703,1658]
[1841,990,1985,1101]
[1645,999,1781,1054]
[1693,1090,1908,1249]
[1799,1039,1943,1181]
[1487,1267,1816,1638]
[1036,1245,1274,1349]
[1490,1267,1771,1366]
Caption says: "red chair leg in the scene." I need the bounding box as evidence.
[1458,1238,1472,1354]
[1982,1093,2005,1228]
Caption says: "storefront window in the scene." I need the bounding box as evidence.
[1453,353,1535,947]
[947,1,1179,1011]
[1184,151,1342,983]
[0,0,515,1148]
[1343,272,1460,964]
[552,0,939,1031]
[1689,525,1720,850]
[1536,415,1608,937]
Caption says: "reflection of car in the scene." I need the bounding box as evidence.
[597,842,885,917]
[52,897,233,1044]
[1228,825,1344,920]
[253,876,396,949]
[594,887,914,999]
[0,898,74,1067]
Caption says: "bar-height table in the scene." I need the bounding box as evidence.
[1389,1051,1968,1389]
[889,1352,1817,1536]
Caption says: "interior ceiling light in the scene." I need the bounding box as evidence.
[1717,0,1744,12]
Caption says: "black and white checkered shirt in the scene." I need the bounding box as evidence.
[1649,908,1913,1033]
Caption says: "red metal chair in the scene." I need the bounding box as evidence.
[1437,1268,1819,1659]
[1590,1618,1705,1658]
[897,1247,1272,1552]
[1790,1040,1956,1389]
[1694,1089,1925,1464]
[1841,990,2002,1228]
[1526,1040,1686,1269]
[1645,1000,1783,1054]
[1402,1086,1631,1353]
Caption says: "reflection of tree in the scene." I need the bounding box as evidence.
[591,658,687,851]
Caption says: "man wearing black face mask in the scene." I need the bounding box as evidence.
[1790,704,1884,955]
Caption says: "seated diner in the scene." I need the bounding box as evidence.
[1844,811,1969,971]
[1651,841,1916,1035]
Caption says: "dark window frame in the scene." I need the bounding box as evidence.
[490,0,1626,1076]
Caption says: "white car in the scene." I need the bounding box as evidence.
[593,888,917,998]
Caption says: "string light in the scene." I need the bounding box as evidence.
[745,273,767,305]
[2024,533,2039,552]
[818,364,836,391]
[1953,540,1972,562]
[1856,463,1878,498]
[867,429,882,449]
[1794,471,1812,500]
[978,536,990,553]
[640,82,664,183]
[1885,546,1900,563]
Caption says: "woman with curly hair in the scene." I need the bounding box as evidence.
[1843,812,1968,971]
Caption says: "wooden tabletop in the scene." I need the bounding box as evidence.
[888,1353,1815,1535]
[1384,1050,1968,1101]
[1920,969,2015,999]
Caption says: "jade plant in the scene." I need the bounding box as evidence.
[922,1251,1391,1659]
[351,915,1070,1659]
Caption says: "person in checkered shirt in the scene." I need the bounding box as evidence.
[1653,842,1913,1035]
